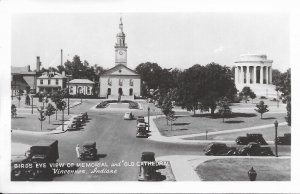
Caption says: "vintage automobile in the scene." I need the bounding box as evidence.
[68,121,81,131]
[238,142,274,156]
[79,141,98,161]
[236,133,268,145]
[136,116,145,124]
[124,112,134,120]
[136,123,148,138]
[138,152,165,181]
[204,143,237,156]
[80,112,88,121]
[276,133,291,145]
[11,140,59,181]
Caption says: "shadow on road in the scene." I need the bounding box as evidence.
[261,117,276,120]
[224,120,245,124]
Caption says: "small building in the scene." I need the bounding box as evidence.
[11,65,37,95]
[36,71,67,93]
[68,79,95,96]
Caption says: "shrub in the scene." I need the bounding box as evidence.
[129,102,139,109]
[96,101,109,108]
[259,96,267,99]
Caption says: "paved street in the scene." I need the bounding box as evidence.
[12,99,204,181]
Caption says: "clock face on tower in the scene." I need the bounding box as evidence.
[119,51,123,55]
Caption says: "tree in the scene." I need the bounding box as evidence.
[166,111,177,130]
[239,86,254,103]
[217,98,231,122]
[286,96,291,126]
[249,91,257,103]
[201,63,237,115]
[56,100,67,131]
[45,103,56,124]
[160,90,175,125]
[273,68,291,126]
[25,95,30,106]
[37,107,46,131]
[135,62,163,96]
[255,101,269,119]
[51,90,66,120]
[11,104,17,118]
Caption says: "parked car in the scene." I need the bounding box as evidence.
[238,142,274,156]
[137,116,145,124]
[204,143,237,156]
[11,140,59,181]
[136,123,148,138]
[138,152,164,181]
[80,112,88,121]
[124,112,134,120]
[68,121,81,131]
[236,133,268,145]
[80,141,98,161]
[276,133,291,145]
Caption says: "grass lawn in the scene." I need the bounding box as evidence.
[185,124,291,141]
[195,158,290,181]
[154,112,287,137]
[11,113,72,132]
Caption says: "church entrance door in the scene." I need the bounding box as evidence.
[118,88,123,96]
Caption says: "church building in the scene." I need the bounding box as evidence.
[99,18,141,99]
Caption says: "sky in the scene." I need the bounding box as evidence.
[12,13,290,72]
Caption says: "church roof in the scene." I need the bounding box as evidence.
[102,64,140,76]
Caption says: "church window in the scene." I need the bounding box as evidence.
[130,79,134,86]
[56,79,59,85]
[119,69,122,73]
[87,86,90,94]
[48,79,51,85]
[108,78,112,86]
[119,79,123,86]
[40,79,43,85]
[70,86,73,93]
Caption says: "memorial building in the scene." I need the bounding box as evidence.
[234,54,277,98]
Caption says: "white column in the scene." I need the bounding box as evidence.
[238,66,241,83]
[241,66,244,84]
[235,66,238,85]
[270,66,272,84]
[253,66,257,84]
[266,66,269,84]
[260,66,263,84]
[246,66,250,84]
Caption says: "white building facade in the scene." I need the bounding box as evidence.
[99,18,141,99]
[234,54,276,97]
[68,79,95,96]
[36,71,66,93]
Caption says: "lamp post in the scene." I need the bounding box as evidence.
[67,75,71,115]
[62,103,66,131]
[31,95,34,114]
[274,120,278,157]
[147,106,150,132]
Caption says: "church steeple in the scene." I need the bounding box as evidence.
[115,17,128,66]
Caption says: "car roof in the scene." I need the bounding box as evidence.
[83,141,96,146]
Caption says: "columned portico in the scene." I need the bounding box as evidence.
[234,54,276,97]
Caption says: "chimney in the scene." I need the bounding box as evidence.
[27,65,31,72]
[36,56,41,72]
[61,49,63,66]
